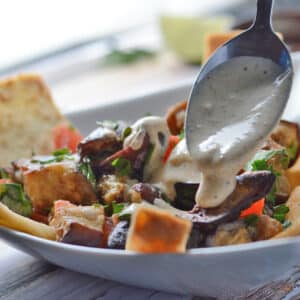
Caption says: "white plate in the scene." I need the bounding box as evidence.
[1,53,300,298]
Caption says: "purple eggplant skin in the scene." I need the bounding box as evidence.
[130,183,162,204]
[96,134,150,181]
[107,221,129,249]
[61,223,103,247]
[78,127,123,161]
[177,171,276,232]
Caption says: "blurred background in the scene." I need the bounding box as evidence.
[1,0,300,113]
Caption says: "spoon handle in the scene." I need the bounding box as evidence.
[254,0,274,30]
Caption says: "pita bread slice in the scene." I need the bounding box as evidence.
[0,74,65,166]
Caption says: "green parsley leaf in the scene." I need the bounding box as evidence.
[274,204,289,214]
[244,214,259,227]
[112,158,132,177]
[52,148,71,156]
[245,149,290,172]
[0,168,9,179]
[122,127,132,140]
[286,141,298,161]
[265,185,276,205]
[112,202,125,214]
[78,158,96,189]
[273,204,289,223]
[0,183,32,217]
[178,129,185,141]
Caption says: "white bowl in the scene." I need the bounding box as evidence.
[1,53,300,298]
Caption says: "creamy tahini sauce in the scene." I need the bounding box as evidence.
[186,56,292,208]
[124,57,292,208]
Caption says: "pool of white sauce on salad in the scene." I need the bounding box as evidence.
[125,56,292,208]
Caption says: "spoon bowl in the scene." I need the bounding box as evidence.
[185,0,293,159]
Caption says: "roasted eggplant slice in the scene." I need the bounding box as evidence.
[50,200,105,247]
[97,134,150,180]
[107,220,129,249]
[78,127,123,161]
[173,171,276,231]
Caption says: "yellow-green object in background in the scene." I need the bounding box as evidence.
[160,15,232,64]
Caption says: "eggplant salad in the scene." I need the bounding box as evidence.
[1,99,300,253]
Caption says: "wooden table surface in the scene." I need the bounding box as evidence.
[1,57,300,300]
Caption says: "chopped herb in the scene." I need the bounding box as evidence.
[273,213,286,223]
[103,49,156,66]
[0,183,32,217]
[112,202,125,214]
[93,203,101,208]
[0,168,9,179]
[96,120,119,130]
[273,204,289,223]
[144,143,155,165]
[244,214,259,227]
[144,112,152,117]
[179,129,185,141]
[122,127,132,140]
[31,148,74,165]
[52,148,71,156]
[245,149,289,172]
[287,141,298,161]
[112,158,132,177]
[78,158,96,188]
[283,220,292,229]
[246,149,290,206]
[265,185,276,205]
[31,155,74,165]
[274,204,289,214]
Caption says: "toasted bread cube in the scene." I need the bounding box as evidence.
[271,120,300,163]
[126,206,191,253]
[23,161,97,214]
[255,215,282,240]
[286,157,300,190]
[50,200,104,247]
[273,187,300,239]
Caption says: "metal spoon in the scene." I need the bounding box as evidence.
[185,0,293,158]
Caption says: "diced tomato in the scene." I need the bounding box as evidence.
[0,179,12,184]
[163,135,180,163]
[52,123,83,153]
[240,198,265,218]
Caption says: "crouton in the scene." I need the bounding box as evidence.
[50,200,104,247]
[126,206,191,253]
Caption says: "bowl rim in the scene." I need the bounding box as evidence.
[1,224,300,257]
